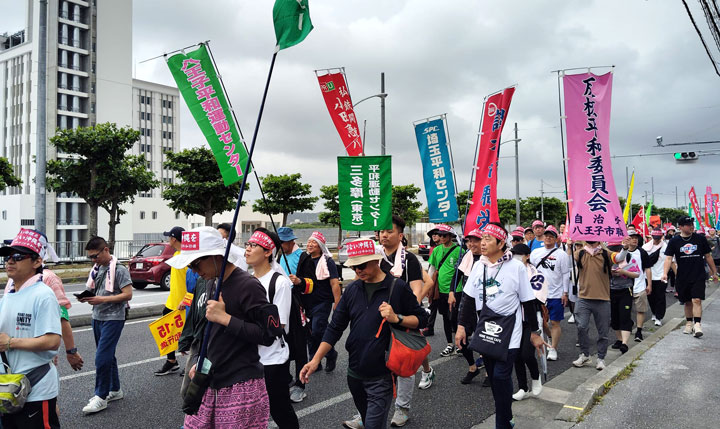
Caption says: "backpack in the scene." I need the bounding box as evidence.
[576,248,612,280]
[269,272,309,362]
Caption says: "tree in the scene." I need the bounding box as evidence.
[253,173,317,226]
[521,197,566,226]
[497,199,518,226]
[392,184,423,227]
[456,190,472,219]
[100,156,158,247]
[318,184,341,248]
[162,147,246,226]
[47,123,155,241]
[0,157,21,191]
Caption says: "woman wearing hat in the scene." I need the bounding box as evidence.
[168,227,272,428]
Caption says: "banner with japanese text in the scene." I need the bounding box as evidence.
[464,87,515,234]
[166,44,248,185]
[414,117,459,222]
[705,186,713,226]
[338,156,392,231]
[631,205,648,237]
[689,186,705,233]
[564,72,627,241]
[317,72,363,156]
[148,309,186,356]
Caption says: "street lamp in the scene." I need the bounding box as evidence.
[353,72,388,155]
[500,123,522,225]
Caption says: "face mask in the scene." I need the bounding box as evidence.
[513,254,525,263]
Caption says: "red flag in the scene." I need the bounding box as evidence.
[464,87,515,234]
[317,72,363,156]
[689,186,706,233]
[631,206,648,237]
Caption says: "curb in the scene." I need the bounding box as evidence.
[69,304,166,328]
[555,286,720,423]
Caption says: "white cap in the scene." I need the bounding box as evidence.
[165,226,242,269]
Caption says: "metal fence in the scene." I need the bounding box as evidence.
[51,240,159,264]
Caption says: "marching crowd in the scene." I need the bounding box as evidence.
[0,213,718,429]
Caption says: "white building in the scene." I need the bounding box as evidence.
[0,0,187,251]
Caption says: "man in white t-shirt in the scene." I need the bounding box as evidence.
[246,228,299,429]
[626,227,652,342]
[642,228,668,326]
[456,223,544,429]
[530,225,570,361]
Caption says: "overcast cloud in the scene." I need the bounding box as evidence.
[3,0,720,214]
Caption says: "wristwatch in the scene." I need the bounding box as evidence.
[395,314,404,324]
[66,348,78,355]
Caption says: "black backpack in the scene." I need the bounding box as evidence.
[576,248,613,281]
[268,272,309,359]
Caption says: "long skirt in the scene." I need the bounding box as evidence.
[184,377,270,429]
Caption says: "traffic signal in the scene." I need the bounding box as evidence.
[674,152,698,161]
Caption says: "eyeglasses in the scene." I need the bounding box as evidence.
[350,262,369,271]
[3,253,34,263]
[244,242,262,249]
[88,252,101,260]
[189,255,211,271]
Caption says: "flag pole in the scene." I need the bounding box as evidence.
[194,48,279,389]
[205,42,291,271]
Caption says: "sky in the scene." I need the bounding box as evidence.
[3,0,720,214]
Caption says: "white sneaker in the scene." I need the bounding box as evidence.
[547,347,558,361]
[568,314,576,324]
[654,319,662,327]
[289,385,306,403]
[106,389,124,402]
[82,396,107,414]
[651,315,656,322]
[596,359,606,371]
[512,389,530,401]
[531,378,543,396]
[390,406,409,427]
[694,323,703,338]
[342,414,364,429]
[418,367,435,389]
[683,323,693,334]
[573,353,590,367]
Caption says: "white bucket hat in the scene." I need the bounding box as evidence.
[166,226,242,269]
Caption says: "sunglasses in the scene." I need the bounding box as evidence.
[88,252,102,260]
[3,253,34,263]
[189,255,211,271]
[350,262,369,271]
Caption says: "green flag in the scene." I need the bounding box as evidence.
[338,156,392,231]
[166,44,249,186]
[273,0,313,50]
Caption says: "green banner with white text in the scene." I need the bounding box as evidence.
[338,156,392,231]
[166,44,249,185]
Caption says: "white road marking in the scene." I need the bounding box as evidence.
[72,317,158,333]
[60,356,166,381]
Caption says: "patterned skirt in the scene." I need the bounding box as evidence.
[184,377,270,429]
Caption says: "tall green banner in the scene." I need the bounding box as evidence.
[166,44,248,186]
[338,155,392,231]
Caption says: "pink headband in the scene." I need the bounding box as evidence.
[465,228,483,239]
[482,224,507,242]
[249,231,276,250]
[435,224,453,233]
[310,231,326,244]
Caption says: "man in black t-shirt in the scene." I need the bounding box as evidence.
[663,216,719,337]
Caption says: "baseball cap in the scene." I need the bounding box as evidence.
[544,225,559,237]
[0,229,44,257]
[651,228,664,238]
[344,238,383,267]
[511,243,531,256]
[532,220,544,228]
[677,216,694,226]
[163,226,185,241]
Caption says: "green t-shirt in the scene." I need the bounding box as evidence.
[429,244,462,293]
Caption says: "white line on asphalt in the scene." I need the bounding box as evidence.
[72,317,157,333]
[60,356,166,381]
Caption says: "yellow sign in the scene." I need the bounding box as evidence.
[181,292,194,308]
[148,310,186,356]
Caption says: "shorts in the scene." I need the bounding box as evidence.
[677,279,706,303]
[632,291,649,313]
[546,298,565,322]
[610,288,633,332]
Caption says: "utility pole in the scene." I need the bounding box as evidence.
[380,72,386,156]
[540,180,545,222]
[361,119,367,156]
[675,186,678,209]
[514,122,520,225]
[651,176,654,202]
[626,166,629,195]
[684,191,687,209]
[35,0,48,234]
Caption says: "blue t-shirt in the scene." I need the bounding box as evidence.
[0,281,61,401]
[280,248,304,277]
[528,238,545,252]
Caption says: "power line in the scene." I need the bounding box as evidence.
[682,0,720,77]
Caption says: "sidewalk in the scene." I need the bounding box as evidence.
[576,287,720,428]
[472,281,719,429]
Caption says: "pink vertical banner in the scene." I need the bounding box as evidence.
[564,72,627,241]
[689,186,706,233]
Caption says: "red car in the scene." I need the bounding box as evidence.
[129,243,175,290]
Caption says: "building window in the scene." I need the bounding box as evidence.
[167,131,172,139]
[175,212,180,220]
[152,211,157,220]
[140,211,145,220]
[1,210,6,220]
[167,100,172,109]
[20,219,34,226]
